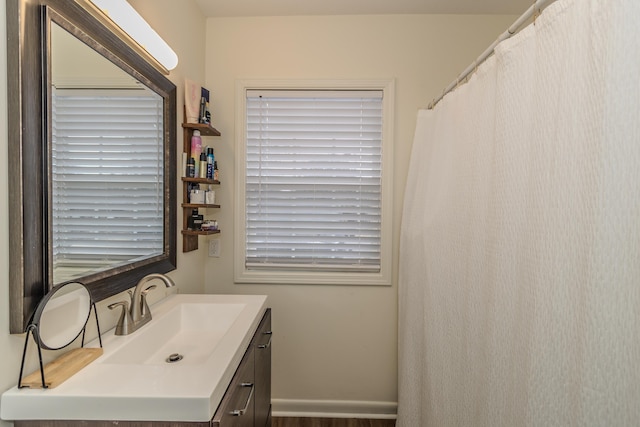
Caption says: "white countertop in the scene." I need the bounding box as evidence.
[1,294,268,422]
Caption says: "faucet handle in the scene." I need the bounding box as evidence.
[140,285,157,319]
[108,300,129,312]
[108,300,134,336]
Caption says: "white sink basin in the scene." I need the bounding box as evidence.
[0,294,268,423]
[103,302,246,365]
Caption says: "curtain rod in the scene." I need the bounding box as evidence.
[428,0,555,109]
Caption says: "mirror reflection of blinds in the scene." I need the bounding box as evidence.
[245,90,383,273]
[51,88,164,267]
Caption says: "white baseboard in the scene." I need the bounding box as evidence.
[271,399,397,420]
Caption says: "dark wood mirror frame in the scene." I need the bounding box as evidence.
[7,0,177,334]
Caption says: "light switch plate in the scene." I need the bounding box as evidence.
[208,239,220,257]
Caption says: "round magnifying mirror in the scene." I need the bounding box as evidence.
[32,281,92,350]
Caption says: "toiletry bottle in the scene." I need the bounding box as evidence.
[199,96,206,124]
[187,158,196,178]
[199,153,208,178]
[188,209,197,230]
[206,147,214,179]
[191,130,202,177]
[205,102,211,124]
[213,161,219,182]
[192,209,203,230]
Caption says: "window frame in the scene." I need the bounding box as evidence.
[234,79,394,286]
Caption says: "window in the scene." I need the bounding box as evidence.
[51,88,164,282]
[235,80,394,285]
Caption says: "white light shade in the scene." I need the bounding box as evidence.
[90,0,178,70]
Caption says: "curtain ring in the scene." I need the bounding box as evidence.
[533,0,540,25]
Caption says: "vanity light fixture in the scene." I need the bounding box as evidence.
[87,0,178,72]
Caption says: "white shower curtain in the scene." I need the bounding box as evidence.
[398,0,640,425]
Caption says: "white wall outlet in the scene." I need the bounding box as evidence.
[208,239,221,257]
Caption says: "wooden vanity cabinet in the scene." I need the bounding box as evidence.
[213,308,272,427]
[212,346,256,427]
[253,309,272,427]
[15,309,272,427]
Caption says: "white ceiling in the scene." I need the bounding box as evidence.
[194,0,534,18]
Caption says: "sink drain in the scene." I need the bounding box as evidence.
[166,353,184,363]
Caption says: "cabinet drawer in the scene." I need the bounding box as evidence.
[253,309,271,427]
[211,346,255,427]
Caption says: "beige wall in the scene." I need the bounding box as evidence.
[202,14,515,415]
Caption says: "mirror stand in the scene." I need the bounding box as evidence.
[17,282,103,389]
[18,324,48,389]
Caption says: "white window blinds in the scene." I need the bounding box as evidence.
[245,90,383,272]
[51,88,164,278]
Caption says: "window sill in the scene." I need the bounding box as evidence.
[234,268,391,287]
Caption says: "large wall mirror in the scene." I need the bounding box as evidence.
[7,0,177,333]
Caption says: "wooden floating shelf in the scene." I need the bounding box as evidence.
[181,115,222,252]
[182,203,221,209]
[181,177,220,185]
[181,229,221,236]
[181,122,221,136]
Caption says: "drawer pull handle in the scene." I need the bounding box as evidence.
[230,382,254,416]
[258,331,272,349]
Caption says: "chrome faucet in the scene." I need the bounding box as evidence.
[108,273,176,335]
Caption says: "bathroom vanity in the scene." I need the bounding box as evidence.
[212,308,272,427]
[1,294,272,427]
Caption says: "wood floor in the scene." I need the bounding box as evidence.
[272,417,396,427]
